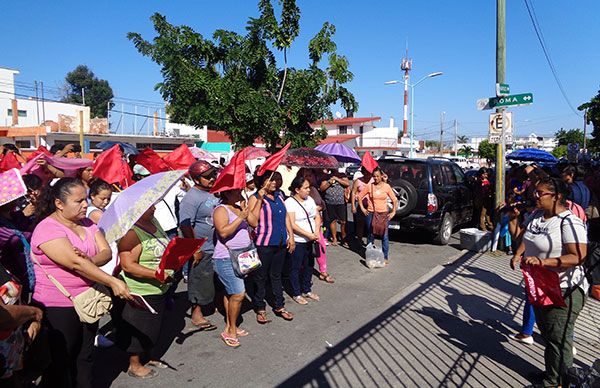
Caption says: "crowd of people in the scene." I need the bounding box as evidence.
[0,142,397,387]
[470,161,600,387]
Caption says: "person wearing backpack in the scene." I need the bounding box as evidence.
[511,177,588,388]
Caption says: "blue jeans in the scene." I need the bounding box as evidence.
[290,242,313,297]
[522,298,536,335]
[366,212,389,259]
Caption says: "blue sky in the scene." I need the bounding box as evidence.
[2,0,599,140]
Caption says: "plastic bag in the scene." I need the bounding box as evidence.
[365,243,385,269]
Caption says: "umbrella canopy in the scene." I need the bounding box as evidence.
[506,148,558,163]
[189,146,218,160]
[97,141,139,155]
[98,170,186,243]
[315,143,360,163]
[282,148,339,169]
[241,147,270,160]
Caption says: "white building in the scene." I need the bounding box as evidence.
[311,116,406,157]
[513,133,557,152]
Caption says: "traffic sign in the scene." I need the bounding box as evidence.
[477,92,533,110]
[496,83,510,97]
[488,112,513,144]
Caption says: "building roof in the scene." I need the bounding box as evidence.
[206,129,264,145]
[311,116,382,126]
[318,134,360,145]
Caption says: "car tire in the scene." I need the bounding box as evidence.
[393,179,418,217]
[433,212,453,245]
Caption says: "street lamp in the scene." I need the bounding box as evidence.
[385,71,443,157]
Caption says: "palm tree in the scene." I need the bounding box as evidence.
[457,135,469,144]
[458,145,473,158]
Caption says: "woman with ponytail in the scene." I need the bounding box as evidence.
[31,178,132,388]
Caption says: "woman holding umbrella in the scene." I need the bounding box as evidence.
[116,205,173,379]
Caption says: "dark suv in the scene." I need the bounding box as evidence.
[377,156,474,245]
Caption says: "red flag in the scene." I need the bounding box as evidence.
[0,152,22,173]
[521,264,566,307]
[27,146,52,161]
[257,142,291,176]
[155,237,206,282]
[210,150,246,193]
[163,144,197,170]
[92,145,133,187]
[135,148,171,174]
[361,151,379,173]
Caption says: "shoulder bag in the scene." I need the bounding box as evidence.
[31,254,112,324]
[219,205,261,278]
[291,197,322,257]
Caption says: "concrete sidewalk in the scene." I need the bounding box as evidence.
[279,250,600,387]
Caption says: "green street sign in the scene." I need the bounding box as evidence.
[489,93,533,108]
[496,83,510,97]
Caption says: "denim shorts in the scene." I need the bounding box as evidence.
[213,257,245,295]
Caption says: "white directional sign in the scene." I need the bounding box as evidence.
[488,112,513,144]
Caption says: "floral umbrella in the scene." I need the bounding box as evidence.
[189,146,218,160]
[241,147,270,160]
[281,148,340,169]
[98,170,186,244]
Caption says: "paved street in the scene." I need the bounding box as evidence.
[96,231,600,388]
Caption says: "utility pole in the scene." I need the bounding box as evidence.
[40,81,46,123]
[82,88,86,106]
[34,81,40,125]
[495,0,506,210]
[453,119,458,155]
[583,109,588,151]
[439,111,445,155]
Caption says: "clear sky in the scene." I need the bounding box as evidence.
[2,0,599,140]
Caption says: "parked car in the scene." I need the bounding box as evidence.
[447,156,480,170]
[377,155,474,245]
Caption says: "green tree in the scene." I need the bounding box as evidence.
[62,65,114,118]
[552,144,567,158]
[555,128,584,146]
[457,135,469,144]
[478,140,497,164]
[458,145,473,157]
[579,88,600,150]
[127,2,357,150]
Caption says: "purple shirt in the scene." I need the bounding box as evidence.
[31,217,98,307]
[213,205,252,259]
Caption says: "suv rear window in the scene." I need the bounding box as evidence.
[379,160,429,190]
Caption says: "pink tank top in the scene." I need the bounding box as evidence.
[212,205,252,259]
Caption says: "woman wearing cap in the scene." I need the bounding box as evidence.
[247,171,295,323]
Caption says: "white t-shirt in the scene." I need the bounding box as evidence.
[154,185,185,233]
[285,196,317,243]
[523,210,589,292]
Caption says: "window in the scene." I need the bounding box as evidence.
[15,140,31,149]
[359,125,364,134]
[441,164,456,185]
[451,164,465,184]
[7,109,27,117]
[338,125,348,134]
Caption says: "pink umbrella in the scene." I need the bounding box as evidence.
[241,147,270,160]
[189,146,218,160]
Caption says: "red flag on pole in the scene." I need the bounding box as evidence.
[135,147,171,174]
[0,152,22,173]
[256,142,291,176]
[155,237,206,282]
[163,144,197,170]
[92,145,133,187]
[210,150,246,194]
[361,151,379,173]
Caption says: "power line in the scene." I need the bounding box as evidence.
[523,0,582,117]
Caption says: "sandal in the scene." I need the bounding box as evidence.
[274,308,294,321]
[220,332,240,348]
[236,328,249,337]
[319,273,335,284]
[192,320,218,331]
[147,360,168,369]
[127,368,158,379]
[256,310,271,324]
[303,292,320,302]
[292,295,308,305]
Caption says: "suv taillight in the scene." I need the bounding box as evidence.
[427,193,438,213]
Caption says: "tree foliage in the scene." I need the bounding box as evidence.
[62,65,114,118]
[457,135,469,144]
[478,140,497,163]
[578,88,600,150]
[555,128,584,147]
[552,144,567,158]
[127,1,358,150]
[458,145,473,158]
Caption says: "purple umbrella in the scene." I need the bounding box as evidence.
[315,143,361,163]
[98,170,186,243]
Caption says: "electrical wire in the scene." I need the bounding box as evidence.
[523,0,582,117]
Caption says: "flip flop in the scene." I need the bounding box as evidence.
[274,308,294,321]
[236,328,249,337]
[127,369,158,379]
[147,360,168,369]
[220,332,240,348]
[256,311,271,324]
[319,273,335,284]
[192,320,218,331]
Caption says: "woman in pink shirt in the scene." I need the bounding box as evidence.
[31,178,131,388]
[358,168,397,262]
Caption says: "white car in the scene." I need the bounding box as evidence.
[447,156,480,170]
